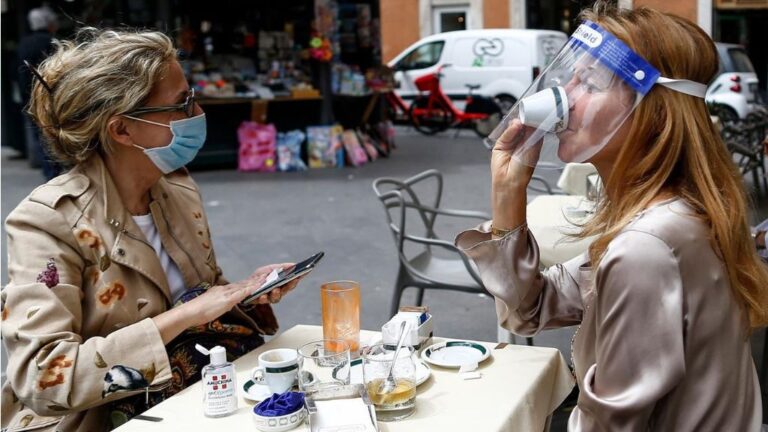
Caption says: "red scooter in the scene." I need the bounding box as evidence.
[408,64,502,137]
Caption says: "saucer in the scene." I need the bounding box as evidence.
[243,380,274,402]
[243,372,316,402]
[421,341,491,368]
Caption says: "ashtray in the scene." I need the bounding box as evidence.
[252,392,307,432]
[252,406,307,432]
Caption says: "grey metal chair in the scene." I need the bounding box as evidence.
[529,161,566,196]
[372,169,491,317]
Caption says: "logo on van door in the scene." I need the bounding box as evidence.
[472,38,504,67]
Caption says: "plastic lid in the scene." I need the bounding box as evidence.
[209,346,227,366]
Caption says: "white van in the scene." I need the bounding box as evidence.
[388,29,568,112]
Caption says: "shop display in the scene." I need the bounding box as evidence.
[162,0,391,168]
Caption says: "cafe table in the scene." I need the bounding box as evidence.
[115,325,574,432]
[526,195,595,267]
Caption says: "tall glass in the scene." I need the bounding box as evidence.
[321,281,360,355]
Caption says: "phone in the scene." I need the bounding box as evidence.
[240,252,324,305]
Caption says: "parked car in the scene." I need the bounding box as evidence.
[706,43,762,120]
[388,29,568,113]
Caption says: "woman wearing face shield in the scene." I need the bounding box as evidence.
[2,29,299,431]
[456,4,768,431]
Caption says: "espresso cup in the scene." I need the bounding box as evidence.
[252,348,299,394]
[519,86,569,133]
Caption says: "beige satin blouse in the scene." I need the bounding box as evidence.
[456,199,762,431]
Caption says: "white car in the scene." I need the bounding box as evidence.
[706,43,762,120]
[388,29,568,112]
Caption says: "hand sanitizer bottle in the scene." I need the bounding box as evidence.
[195,344,237,417]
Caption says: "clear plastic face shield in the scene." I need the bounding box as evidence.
[486,21,707,167]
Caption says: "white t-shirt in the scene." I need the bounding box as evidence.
[132,213,187,303]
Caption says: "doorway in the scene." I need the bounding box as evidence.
[433,5,470,34]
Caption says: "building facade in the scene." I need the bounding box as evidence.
[380,0,767,89]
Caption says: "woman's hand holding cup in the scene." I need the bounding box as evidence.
[491,119,539,232]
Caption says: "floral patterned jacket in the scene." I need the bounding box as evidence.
[1,154,277,431]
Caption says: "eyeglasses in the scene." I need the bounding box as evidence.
[124,88,196,118]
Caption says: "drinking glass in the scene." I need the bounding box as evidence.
[321,281,360,355]
[361,343,417,421]
[297,339,351,395]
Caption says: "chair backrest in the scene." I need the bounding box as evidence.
[372,169,486,288]
[372,169,444,255]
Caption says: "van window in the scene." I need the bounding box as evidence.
[727,48,755,73]
[452,37,526,68]
[397,41,445,70]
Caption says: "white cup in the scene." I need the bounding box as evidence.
[252,348,299,394]
[519,86,569,133]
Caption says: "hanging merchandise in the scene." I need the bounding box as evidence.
[309,33,334,62]
[237,122,277,172]
[484,20,707,169]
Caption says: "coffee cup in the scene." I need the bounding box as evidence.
[252,348,299,394]
[519,86,569,133]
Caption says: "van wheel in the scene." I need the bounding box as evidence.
[494,95,517,114]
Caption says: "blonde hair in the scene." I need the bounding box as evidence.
[577,4,768,328]
[28,28,176,165]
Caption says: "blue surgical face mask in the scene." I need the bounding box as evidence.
[124,113,207,174]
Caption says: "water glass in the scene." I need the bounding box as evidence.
[321,281,360,354]
[361,343,417,421]
[297,339,351,395]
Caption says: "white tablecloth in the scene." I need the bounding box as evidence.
[527,195,594,267]
[115,325,574,432]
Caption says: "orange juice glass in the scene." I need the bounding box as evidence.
[321,281,360,355]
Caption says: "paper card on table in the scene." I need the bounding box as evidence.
[461,371,482,380]
[311,398,377,432]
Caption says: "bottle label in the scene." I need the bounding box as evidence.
[202,371,237,416]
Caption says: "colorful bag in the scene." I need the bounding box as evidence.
[307,125,344,168]
[341,130,368,167]
[276,130,307,172]
[358,130,379,161]
[238,122,277,172]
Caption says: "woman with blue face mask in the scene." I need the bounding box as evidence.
[3,29,298,431]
